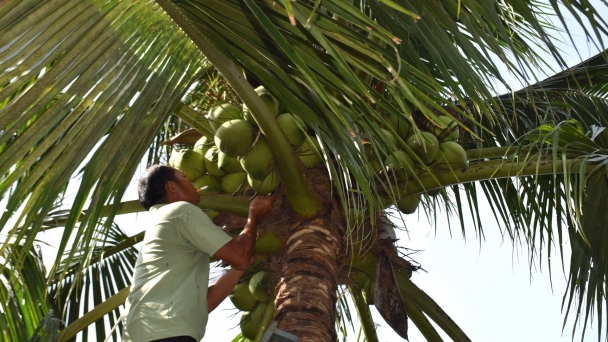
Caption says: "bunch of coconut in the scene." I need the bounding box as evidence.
[212,88,323,195]
[171,87,324,200]
[370,113,468,215]
[229,271,274,340]
[167,137,222,218]
[210,97,281,195]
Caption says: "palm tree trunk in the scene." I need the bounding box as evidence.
[274,218,341,341]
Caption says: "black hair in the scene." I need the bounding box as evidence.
[138,165,178,210]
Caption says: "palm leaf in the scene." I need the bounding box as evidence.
[0,243,50,341]
[2,0,608,340]
[0,0,203,292]
[48,222,138,342]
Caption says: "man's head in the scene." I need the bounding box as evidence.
[138,165,200,210]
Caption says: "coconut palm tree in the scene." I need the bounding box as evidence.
[2,0,608,341]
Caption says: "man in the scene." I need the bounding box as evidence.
[122,165,274,342]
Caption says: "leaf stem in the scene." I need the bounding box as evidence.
[41,194,251,230]
[173,102,215,140]
[404,156,597,197]
[57,286,131,342]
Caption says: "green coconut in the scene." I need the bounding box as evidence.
[243,86,280,123]
[240,302,269,340]
[170,149,205,181]
[168,148,178,167]
[369,160,383,174]
[240,311,258,340]
[364,144,391,174]
[367,129,400,160]
[204,146,226,177]
[247,169,280,195]
[254,231,282,253]
[396,195,421,214]
[214,119,254,157]
[249,271,271,303]
[382,112,411,139]
[432,116,459,142]
[251,302,268,325]
[406,132,439,165]
[351,252,378,275]
[218,151,244,173]
[230,283,258,311]
[385,150,414,170]
[204,210,219,219]
[193,136,214,157]
[276,113,307,147]
[435,141,468,170]
[240,138,274,180]
[297,135,323,167]
[208,103,242,131]
[221,172,247,194]
[381,182,405,201]
[384,150,416,181]
[378,128,398,147]
[192,175,222,193]
[378,196,393,208]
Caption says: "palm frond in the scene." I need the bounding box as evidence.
[2,0,608,340]
[564,172,608,341]
[489,51,608,146]
[456,119,608,339]
[0,0,203,289]
[0,243,50,341]
[48,222,138,342]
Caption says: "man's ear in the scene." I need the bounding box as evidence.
[165,180,178,195]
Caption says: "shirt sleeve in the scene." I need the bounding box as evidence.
[179,206,233,256]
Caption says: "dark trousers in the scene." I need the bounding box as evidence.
[151,336,197,342]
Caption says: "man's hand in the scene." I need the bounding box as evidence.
[248,196,274,221]
[213,196,274,271]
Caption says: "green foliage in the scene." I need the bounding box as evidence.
[2,0,608,340]
[0,245,51,342]
[48,223,138,342]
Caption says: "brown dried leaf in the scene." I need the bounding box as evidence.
[374,251,408,338]
[161,128,203,146]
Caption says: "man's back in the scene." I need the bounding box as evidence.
[122,201,231,342]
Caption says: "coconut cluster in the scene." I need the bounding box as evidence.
[371,112,468,215]
[229,271,273,340]
[169,87,323,202]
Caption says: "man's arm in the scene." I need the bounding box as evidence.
[213,196,274,271]
[207,268,245,312]
[207,197,273,311]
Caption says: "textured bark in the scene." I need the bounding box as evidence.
[274,218,341,342]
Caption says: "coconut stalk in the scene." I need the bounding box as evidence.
[465,146,536,161]
[156,0,323,218]
[173,102,215,140]
[348,286,380,342]
[254,294,277,342]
